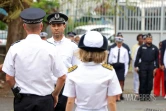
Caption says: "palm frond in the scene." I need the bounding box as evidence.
[8,8,21,20]
[23,0,33,6]
[0,1,10,7]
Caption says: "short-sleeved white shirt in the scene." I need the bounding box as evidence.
[2,34,67,96]
[47,36,80,68]
[108,46,129,76]
[63,62,122,109]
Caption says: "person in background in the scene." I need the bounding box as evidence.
[108,33,130,101]
[47,12,80,111]
[63,31,122,111]
[134,34,158,101]
[2,8,66,111]
[153,42,165,98]
[131,34,143,95]
[40,32,48,40]
[108,32,131,67]
[67,32,76,42]
[74,36,80,45]
[108,36,129,101]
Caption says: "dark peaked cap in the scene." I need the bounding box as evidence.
[47,12,68,24]
[20,8,46,24]
[67,32,76,37]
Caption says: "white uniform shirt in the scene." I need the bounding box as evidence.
[47,36,80,68]
[108,46,129,76]
[63,62,122,109]
[2,34,67,96]
[131,44,141,68]
[131,44,139,61]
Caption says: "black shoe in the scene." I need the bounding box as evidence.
[120,95,124,100]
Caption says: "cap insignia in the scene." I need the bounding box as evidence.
[54,13,60,19]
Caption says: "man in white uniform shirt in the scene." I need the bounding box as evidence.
[47,13,80,69]
[47,12,80,111]
[108,36,129,101]
[131,34,143,95]
[63,31,122,111]
[2,8,66,111]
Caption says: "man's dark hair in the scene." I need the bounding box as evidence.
[137,34,143,41]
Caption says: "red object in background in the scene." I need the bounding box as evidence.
[154,68,165,97]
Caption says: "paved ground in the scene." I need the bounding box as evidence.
[0,73,166,111]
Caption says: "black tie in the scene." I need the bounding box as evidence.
[117,49,120,63]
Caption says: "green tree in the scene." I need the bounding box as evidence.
[31,0,60,30]
[0,0,60,52]
[0,21,7,30]
[0,0,33,52]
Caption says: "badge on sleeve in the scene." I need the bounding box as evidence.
[68,65,78,73]
[102,64,113,70]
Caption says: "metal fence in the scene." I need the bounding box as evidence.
[118,0,166,31]
[58,0,166,34]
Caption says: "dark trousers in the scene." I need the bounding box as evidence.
[139,64,154,100]
[54,86,67,111]
[14,94,54,111]
[164,69,166,94]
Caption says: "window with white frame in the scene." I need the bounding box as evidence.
[164,7,166,30]
[118,6,141,31]
[145,7,161,30]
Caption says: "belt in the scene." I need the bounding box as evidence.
[20,94,51,97]
[142,62,154,64]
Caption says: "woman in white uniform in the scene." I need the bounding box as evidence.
[108,37,129,101]
[63,31,122,111]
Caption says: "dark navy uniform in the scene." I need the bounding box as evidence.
[160,40,166,96]
[134,43,159,100]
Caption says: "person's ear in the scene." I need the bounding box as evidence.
[23,23,27,31]
[40,23,43,31]
[63,24,66,28]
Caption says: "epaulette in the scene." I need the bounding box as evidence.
[102,64,113,70]
[46,41,56,46]
[68,65,78,73]
[11,40,20,46]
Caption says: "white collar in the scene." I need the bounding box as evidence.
[26,34,41,40]
[82,62,100,66]
[52,36,66,43]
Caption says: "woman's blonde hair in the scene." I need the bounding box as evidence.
[78,49,108,63]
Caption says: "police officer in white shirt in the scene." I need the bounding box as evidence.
[2,8,66,111]
[108,36,129,101]
[47,12,80,111]
[47,13,80,69]
[63,31,122,111]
